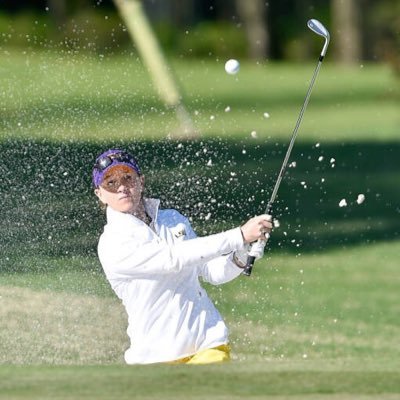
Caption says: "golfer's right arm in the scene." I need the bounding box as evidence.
[99,227,244,279]
[99,215,271,280]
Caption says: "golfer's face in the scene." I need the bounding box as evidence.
[96,165,144,213]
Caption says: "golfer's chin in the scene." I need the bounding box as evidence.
[111,199,136,214]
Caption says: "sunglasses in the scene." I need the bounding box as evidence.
[100,168,140,192]
[94,152,139,172]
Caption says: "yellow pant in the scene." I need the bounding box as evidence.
[168,344,231,365]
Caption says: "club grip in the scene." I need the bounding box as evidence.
[242,255,256,276]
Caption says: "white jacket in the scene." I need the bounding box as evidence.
[97,198,246,364]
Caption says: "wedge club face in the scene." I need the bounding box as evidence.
[307,19,330,57]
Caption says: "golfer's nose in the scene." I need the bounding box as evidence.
[117,183,128,192]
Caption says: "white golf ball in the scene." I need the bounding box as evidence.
[225,59,240,75]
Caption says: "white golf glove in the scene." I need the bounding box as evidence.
[248,235,269,259]
[233,216,278,268]
[246,214,276,260]
[233,235,269,268]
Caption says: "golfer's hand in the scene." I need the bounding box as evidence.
[240,214,273,244]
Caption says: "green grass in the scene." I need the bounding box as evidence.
[0,364,399,400]
[0,49,399,142]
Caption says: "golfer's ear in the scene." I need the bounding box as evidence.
[95,188,106,204]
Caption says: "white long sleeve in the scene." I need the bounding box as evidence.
[199,255,243,285]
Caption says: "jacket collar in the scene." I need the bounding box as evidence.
[143,198,160,224]
[106,198,160,228]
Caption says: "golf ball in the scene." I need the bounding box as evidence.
[225,59,240,75]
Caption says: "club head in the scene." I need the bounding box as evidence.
[307,19,330,57]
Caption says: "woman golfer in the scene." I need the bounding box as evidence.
[93,149,273,365]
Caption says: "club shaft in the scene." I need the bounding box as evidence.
[266,58,323,212]
[243,57,325,277]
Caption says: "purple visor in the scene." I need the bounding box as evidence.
[92,149,141,187]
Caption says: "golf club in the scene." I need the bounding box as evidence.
[243,19,330,277]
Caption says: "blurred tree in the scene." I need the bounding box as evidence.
[235,0,270,60]
[113,0,196,137]
[46,0,67,27]
[331,0,362,64]
[368,0,400,75]
[3,0,398,69]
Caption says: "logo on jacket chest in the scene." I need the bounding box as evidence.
[170,223,186,239]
